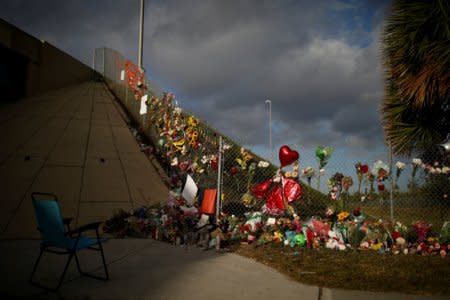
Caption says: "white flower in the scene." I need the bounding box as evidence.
[434,168,442,174]
[174,107,182,114]
[273,174,281,183]
[319,168,326,175]
[412,158,422,165]
[395,161,406,170]
[429,167,436,174]
[442,166,450,174]
[170,157,178,166]
[201,155,209,164]
[257,161,270,168]
[372,160,389,176]
[302,167,315,178]
[223,144,232,151]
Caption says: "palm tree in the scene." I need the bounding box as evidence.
[382,0,450,156]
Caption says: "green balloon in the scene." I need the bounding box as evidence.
[315,146,325,160]
[295,234,306,247]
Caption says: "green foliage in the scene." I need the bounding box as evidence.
[382,0,450,156]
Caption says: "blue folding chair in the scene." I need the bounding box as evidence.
[30,192,109,291]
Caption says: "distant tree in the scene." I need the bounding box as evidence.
[381,0,450,156]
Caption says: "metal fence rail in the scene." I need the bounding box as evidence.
[94,47,450,229]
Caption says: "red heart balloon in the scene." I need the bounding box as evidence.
[279,145,299,167]
[265,185,285,210]
[251,179,273,199]
[282,176,302,202]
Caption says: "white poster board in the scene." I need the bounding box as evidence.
[140,94,148,115]
[182,174,198,205]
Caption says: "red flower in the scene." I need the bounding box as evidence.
[377,183,385,191]
[229,166,239,176]
[360,165,369,174]
[413,221,430,242]
[378,169,387,181]
[240,224,251,233]
[211,158,218,171]
[391,231,401,240]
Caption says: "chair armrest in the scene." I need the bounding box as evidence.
[63,217,73,233]
[63,218,73,226]
[66,221,102,236]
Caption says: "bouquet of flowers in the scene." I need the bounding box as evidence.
[355,162,369,194]
[372,160,389,192]
[301,166,315,186]
[394,161,406,190]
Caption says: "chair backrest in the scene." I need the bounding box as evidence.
[31,193,69,249]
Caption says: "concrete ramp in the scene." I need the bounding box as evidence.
[0,81,168,239]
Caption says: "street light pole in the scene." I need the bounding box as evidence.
[265,99,273,162]
[138,0,145,71]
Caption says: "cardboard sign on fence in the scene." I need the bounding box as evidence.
[182,175,198,205]
[201,189,217,215]
[140,94,148,115]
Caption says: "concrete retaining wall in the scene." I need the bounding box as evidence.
[0,18,94,100]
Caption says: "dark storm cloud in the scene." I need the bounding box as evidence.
[1,0,391,150]
[141,0,389,148]
[1,0,139,64]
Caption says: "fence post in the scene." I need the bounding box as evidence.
[102,47,106,76]
[92,48,96,70]
[92,48,97,80]
[389,142,395,222]
[216,136,224,222]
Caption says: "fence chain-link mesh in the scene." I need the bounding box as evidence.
[95,47,450,229]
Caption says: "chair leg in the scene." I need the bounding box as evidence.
[74,252,84,275]
[55,251,75,291]
[29,247,44,286]
[30,249,75,292]
[98,240,109,280]
[74,243,109,280]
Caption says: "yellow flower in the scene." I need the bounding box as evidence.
[371,242,383,251]
[273,231,283,242]
[187,116,199,127]
[337,211,350,222]
[427,237,438,244]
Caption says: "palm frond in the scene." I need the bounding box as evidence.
[382,0,450,108]
[382,82,449,156]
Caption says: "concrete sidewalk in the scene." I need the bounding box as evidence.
[0,239,446,300]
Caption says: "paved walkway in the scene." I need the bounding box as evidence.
[0,239,447,300]
[0,81,168,239]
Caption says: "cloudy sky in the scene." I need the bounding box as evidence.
[1,0,394,179]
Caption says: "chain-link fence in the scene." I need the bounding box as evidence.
[94,47,450,229]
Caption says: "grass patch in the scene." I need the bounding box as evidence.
[230,243,450,296]
[362,206,450,229]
